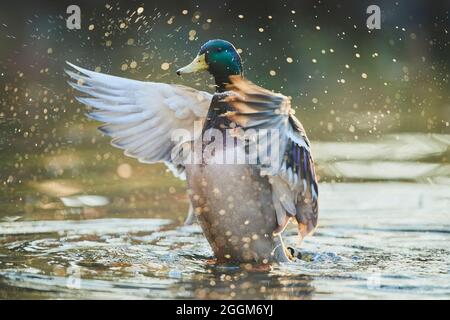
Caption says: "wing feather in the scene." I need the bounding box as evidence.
[224,76,319,241]
[66,62,213,179]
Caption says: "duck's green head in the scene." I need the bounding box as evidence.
[177,39,243,90]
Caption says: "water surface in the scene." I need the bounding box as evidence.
[1,134,449,299]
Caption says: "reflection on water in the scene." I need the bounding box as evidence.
[316,133,450,181]
[0,134,449,299]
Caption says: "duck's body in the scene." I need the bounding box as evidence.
[186,143,291,263]
[67,39,318,264]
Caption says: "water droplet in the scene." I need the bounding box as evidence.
[161,62,170,70]
[117,163,132,178]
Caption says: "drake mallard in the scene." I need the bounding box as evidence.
[66,39,318,263]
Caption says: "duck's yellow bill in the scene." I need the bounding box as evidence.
[176,53,208,75]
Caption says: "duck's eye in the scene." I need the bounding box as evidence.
[216,48,223,53]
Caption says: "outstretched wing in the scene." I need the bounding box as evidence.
[224,76,319,240]
[65,62,212,179]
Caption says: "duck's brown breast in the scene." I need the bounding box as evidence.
[185,163,287,263]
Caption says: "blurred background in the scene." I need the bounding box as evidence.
[0,0,449,299]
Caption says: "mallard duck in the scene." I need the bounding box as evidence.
[66,39,318,263]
